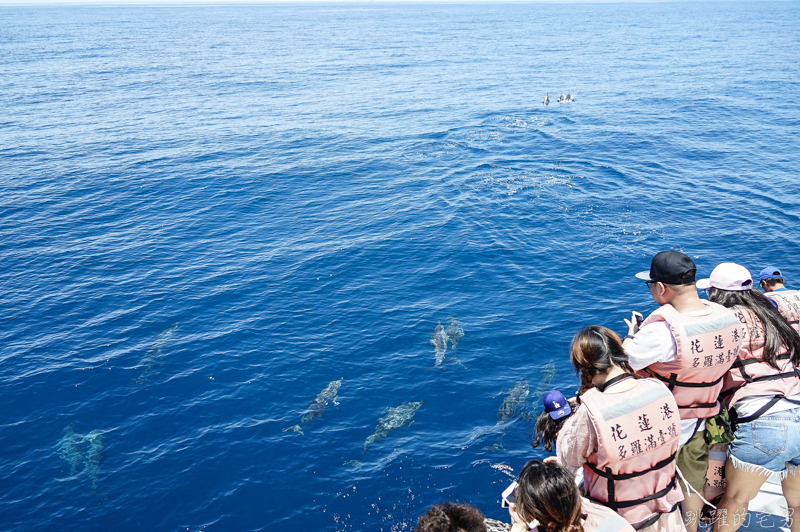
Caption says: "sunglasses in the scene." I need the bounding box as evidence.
[645,280,657,289]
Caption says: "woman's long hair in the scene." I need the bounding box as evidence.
[569,325,637,380]
[708,288,800,368]
[514,460,585,532]
[531,402,578,452]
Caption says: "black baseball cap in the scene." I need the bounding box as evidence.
[635,251,697,285]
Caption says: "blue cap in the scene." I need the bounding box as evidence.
[543,390,572,420]
[759,267,783,283]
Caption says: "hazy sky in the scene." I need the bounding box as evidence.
[0,0,743,5]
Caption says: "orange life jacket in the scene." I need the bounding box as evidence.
[642,302,744,420]
[581,378,684,530]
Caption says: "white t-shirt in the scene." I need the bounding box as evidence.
[625,306,713,446]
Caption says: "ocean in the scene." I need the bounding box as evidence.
[1,2,799,530]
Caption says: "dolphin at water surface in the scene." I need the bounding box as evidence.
[283,379,343,435]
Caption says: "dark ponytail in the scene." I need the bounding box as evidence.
[708,288,800,368]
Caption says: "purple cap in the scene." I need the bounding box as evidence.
[543,390,572,420]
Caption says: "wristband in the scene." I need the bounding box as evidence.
[623,334,634,341]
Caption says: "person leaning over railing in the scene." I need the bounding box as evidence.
[698,263,800,532]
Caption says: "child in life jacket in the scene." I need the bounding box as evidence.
[698,263,800,532]
[555,326,686,532]
[506,460,636,532]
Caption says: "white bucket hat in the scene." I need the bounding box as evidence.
[696,262,753,291]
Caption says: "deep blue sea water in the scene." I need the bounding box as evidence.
[1,2,800,530]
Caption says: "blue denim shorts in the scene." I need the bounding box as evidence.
[730,408,800,473]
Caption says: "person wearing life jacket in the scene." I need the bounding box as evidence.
[698,263,800,532]
[621,251,743,532]
[555,326,685,532]
[759,267,800,333]
[507,460,637,532]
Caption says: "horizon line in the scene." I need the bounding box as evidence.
[0,0,780,5]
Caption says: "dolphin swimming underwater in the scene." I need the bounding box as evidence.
[283,379,343,435]
[430,323,449,367]
[479,379,530,451]
[429,319,466,369]
[346,400,425,466]
[531,362,557,405]
[57,425,106,489]
[495,379,530,425]
[134,323,179,384]
[445,318,464,350]
[520,362,558,421]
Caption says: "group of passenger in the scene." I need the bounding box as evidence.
[412,252,800,532]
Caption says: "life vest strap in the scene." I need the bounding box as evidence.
[677,401,718,410]
[632,512,662,531]
[595,374,635,393]
[735,395,800,425]
[721,370,800,399]
[734,353,791,367]
[585,453,676,481]
[653,372,724,389]
[589,474,678,509]
[630,503,681,531]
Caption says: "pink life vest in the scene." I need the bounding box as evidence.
[765,290,800,333]
[581,378,684,530]
[531,499,635,532]
[719,307,800,422]
[581,499,637,532]
[641,301,744,420]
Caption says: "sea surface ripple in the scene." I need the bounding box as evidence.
[1,3,799,531]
